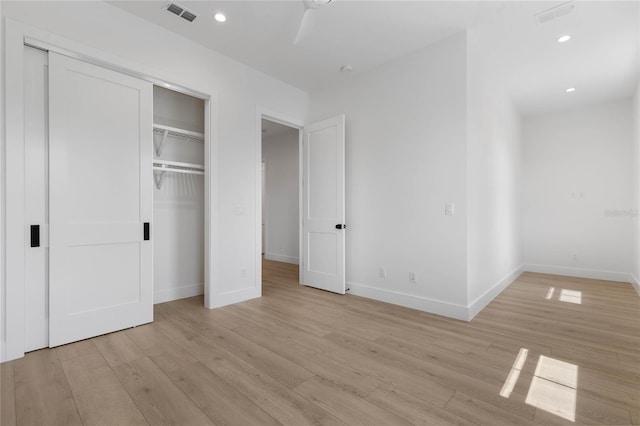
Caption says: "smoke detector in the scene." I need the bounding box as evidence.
[534,1,575,25]
[164,2,197,23]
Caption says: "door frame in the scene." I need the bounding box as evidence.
[255,109,303,293]
[2,18,218,362]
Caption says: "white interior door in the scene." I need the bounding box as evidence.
[301,115,346,294]
[48,52,153,347]
[24,46,49,352]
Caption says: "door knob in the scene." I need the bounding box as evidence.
[335,224,346,230]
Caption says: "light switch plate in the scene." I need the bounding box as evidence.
[445,202,455,216]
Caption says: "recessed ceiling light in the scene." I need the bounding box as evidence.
[340,65,353,72]
[214,12,226,23]
[566,87,576,93]
[558,35,571,43]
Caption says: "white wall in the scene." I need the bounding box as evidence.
[309,33,470,319]
[153,87,205,303]
[632,84,640,292]
[1,0,5,360]
[154,86,205,133]
[1,1,308,361]
[466,29,523,318]
[262,129,299,264]
[523,99,635,281]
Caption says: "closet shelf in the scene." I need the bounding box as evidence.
[153,124,204,156]
[153,160,204,189]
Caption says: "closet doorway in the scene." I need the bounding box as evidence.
[19,43,208,354]
[261,119,301,275]
[152,87,206,305]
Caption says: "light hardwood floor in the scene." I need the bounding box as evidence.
[1,259,639,425]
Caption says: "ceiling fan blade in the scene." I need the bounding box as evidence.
[293,8,316,46]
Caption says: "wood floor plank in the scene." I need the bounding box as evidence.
[573,391,634,425]
[231,322,381,397]
[168,361,281,426]
[94,331,145,368]
[294,377,412,426]
[365,383,475,426]
[60,351,148,425]
[154,315,234,361]
[125,323,198,375]
[446,391,538,426]
[374,333,510,384]
[6,260,639,426]
[13,350,82,426]
[325,330,535,420]
[55,338,99,362]
[112,356,213,425]
[163,313,316,390]
[200,354,346,426]
[1,362,17,426]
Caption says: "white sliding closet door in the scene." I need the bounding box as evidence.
[24,46,49,352]
[48,52,153,347]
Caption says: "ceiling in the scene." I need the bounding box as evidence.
[476,1,639,115]
[111,0,479,88]
[112,1,639,116]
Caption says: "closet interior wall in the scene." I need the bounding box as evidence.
[153,86,205,303]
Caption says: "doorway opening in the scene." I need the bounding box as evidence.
[152,86,206,305]
[261,118,301,289]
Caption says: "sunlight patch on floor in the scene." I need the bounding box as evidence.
[500,350,578,422]
[559,289,582,304]
[500,348,529,398]
[525,355,578,422]
[545,287,582,304]
[545,287,555,299]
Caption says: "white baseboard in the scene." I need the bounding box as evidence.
[207,286,261,309]
[523,263,632,283]
[468,265,524,321]
[264,253,299,264]
[347,265,524,322]
[631,274,640,296]
[154,283,203,304]
[346,281,469,321]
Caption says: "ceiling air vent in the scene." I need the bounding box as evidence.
[534,1,575,25]
[164,2,197,23]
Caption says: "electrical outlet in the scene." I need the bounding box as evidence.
[571,254,577,261]
[409,272,417,284]
[379,267,387,278]
[241,268,247,278]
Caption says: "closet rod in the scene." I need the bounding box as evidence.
[153,160,205,189]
